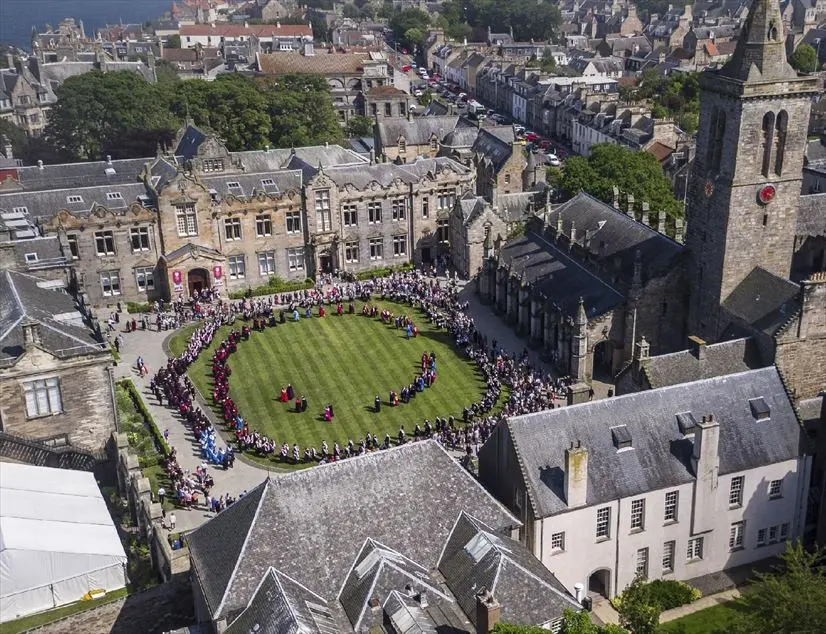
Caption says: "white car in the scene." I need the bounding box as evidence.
[547,154,561,167]
[413,89,424,97]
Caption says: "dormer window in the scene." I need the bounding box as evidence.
[66,195,83,204]
[24,253,38,263]
[611,425,632,450]
[106,192,124,201]
[261,178,275,188]
[749,397,770,421]
[227,181,243,195]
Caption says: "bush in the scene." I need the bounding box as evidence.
[228,276,315,299]
[126,301,152,314]
[117,379,171,457]
[354,261,415,281]
[611,579,700,612]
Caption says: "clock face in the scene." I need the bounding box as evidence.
[758,184,777,205]
[704,180,714,198]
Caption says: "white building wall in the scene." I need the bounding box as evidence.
[533,457,808,598]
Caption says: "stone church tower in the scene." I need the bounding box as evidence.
[685,0,820,340]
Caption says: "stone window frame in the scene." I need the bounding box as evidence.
[224,217,243,241]
[134,266,155,292]
[175,203,198,237]
[255,214,273,238]
[392,234,407,257]
[100,269,121,296]
[342,204,358,227]
[630,498,645,531]
[257,251,276,276]
[287,247,305,271]
[391,198,406,222]
[286,210,302,234]
[595,507,610,540]
[368,201,383,224]
[23,376,63,419]
[550,531,565,553]
[344,241,359,263]
[369,237,383,260]
[129,226,151,252]
[94,230,116,256]
[729,475,744,508]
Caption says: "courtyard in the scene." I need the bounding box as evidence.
[169,300,493,467]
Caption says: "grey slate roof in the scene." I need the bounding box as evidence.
[722,267,801,335]
[377,116,460,146]
[499,232,625,318]
[0,183,148,221]
[440,124,481,149]
[638,337,764,389]
[202,171,303,200]
[187,441,518,622]
[320,157,470,190]
[498,192,536,223]
[547,192,683,276]
[473,126,517,173]
[0,270,105,362]
[224,567,337,634]
[15,158,149,192]
[494,366,803,518]
[796,193,826,237]
[438,512,578,627]
[236,145,368,172]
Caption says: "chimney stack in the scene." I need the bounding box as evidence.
[22,320,42,349]
[688,335,706,361]
[564,442,588,508]
[640,201,649,226]
[475,588,501,634]
[657,210,666,234]
[691,414,720,534]
[1,135,12,160]
[626,192,635,218]
[675,218,684,243]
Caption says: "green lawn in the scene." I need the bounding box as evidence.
[0,588,128,634]
[659,600,748,634]
[170,301,491,466]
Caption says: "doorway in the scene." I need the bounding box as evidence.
[588,569,611,599]
[319,252,333,274]
[592,340,615,383]
[421,247,432,263]
[188,268,210,296]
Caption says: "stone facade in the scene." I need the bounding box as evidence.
[0,343,115,452]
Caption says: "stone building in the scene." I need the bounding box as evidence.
[0,269,114,452]
[0,124,475,305]
[479,0,826,403]
[374,115,459,163]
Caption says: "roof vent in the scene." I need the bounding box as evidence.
[611,425,632,450]
[749,397,771,421]
[676,412,697,435]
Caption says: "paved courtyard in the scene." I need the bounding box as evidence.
[111,277,614,533]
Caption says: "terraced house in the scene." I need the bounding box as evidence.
[0,125,474,306]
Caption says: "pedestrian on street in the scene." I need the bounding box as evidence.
[169,512,176,531]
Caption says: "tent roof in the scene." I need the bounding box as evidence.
[0,463,125,558]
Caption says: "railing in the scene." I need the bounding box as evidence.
[0,431,103,470]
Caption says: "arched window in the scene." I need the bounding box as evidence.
[774,110,788,176]
[706,108,726,175]
[761,112,775,177]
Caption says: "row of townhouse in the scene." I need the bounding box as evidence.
[0,125,475,306]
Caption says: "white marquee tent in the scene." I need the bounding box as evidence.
[0,462,128,623]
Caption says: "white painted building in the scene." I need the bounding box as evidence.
[479,367,811,599]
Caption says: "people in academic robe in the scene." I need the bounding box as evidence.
[280,387,288,403]
[286,384,295,400]
[295,398,302,412]
[374,395,381,412]
[328,403,334,418]
[293,309,300,321]
[319,305,325,317]
[323,406,332,422]
[301,396,308,412]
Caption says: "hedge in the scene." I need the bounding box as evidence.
[354,261,415,281]
[228,277,315,300]
[117,378,171,457]
[610,579,701,612]
[126,301,152,314]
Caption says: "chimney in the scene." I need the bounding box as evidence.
[688,335,706,361]
[1,135,12,160]
[691,415,720,534]
[626,191,635,217]
[106,154,112,164]
[37,159,44,170]
[675,217,684,243]
[640,201,649,226]
[612,185,620,209]
[657,210,666,234]
[369,148,376,164]
[564,441,588,508]
[475,588,501,634]
[22,320,42,349]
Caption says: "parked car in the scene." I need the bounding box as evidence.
[547,153,561,167]
[413,89,424,97]
[401,65,411,72]
[538,140,553,150]
[514,124,526,134]
[525,132,540,142]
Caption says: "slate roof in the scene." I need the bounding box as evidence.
[637,337,764,389]
[498,193,536,223]
[257,52,372,75]
[0,270,105,362]
[472,127,516,172]
[224,568,337,634]
[499,232,625,318]
[14,158,149,192]
[796,194,826,237]
[187,441,519,622]
[235,146,368,172]
[377,116,460,146]
[202,171,303,200]
[0,183,148,221]
[438,512,578,627]
[440,123,481,149]
[722,267,801,335]
[492,366,803,518]
[174,125,208,160]
[547,192,683,276]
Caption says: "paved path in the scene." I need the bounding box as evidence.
[660,589,740,623]
[113,324,271,534]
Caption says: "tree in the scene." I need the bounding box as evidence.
[166,34,181,49]
[558,144,682,219]
[614,577,661,634]
[539,49,557,72]
[389,9,431,50]
[790,43,819,73]
[404,27,426,48]
[345,115,374,138]
[727,542,826,634]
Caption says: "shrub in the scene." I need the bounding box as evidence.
[354,261,415,280]
[117,379,171,457]
[126,301,152,314]
[228,276,315,299]
[610,579,700,612]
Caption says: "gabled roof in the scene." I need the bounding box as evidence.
[634,337,765,389]
[376,116,460,146]
[722,267,801,335]
[0,270,105,363]
[187,441,518,622]
[472,127,516,172]
[490,366,802,518]
[438,512,578,627]
[15,158,149,192]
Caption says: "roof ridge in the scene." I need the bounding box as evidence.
[504,419,541,516]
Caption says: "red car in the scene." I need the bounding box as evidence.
[525,132,540,142]
[401,65,412,72]
[538,140,553,150]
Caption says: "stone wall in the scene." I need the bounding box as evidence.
[0,348,116,452]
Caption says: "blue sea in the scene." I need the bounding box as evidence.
[1,0,174,50]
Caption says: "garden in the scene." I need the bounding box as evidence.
[169,299,495,466]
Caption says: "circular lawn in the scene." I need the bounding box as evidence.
[170,300,491,467]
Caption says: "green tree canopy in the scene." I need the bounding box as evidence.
[389,9,432,50]
[439,0,561,42]
[166,34,181,49]
[727,542,826,634]
[790,43,819,73]
[556,144,682,219]
[345,115,374,138]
